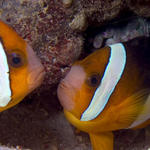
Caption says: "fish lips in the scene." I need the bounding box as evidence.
[26,44,45,93]
[57,79,75,111]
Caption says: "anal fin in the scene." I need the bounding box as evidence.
[89,132,114,150]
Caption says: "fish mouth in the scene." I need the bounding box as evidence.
[57,79,75,111]
[26,43,45,94]
[27,67,45,94]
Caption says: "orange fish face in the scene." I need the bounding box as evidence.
[0,20,45,111]
[57,47,110,120]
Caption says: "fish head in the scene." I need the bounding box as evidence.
[57,47,111,124]
[0,20,45,111]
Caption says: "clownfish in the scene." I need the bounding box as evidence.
[0,20,45,112]
[57,36,150,150]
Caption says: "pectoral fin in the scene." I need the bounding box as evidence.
[89,132,114,150]
[116,89,150,128]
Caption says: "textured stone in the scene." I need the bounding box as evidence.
[80,0,124,25]
[62,0,73,8]
[69,12,88,31]
[0,0,150,91]
[127,0,150,17]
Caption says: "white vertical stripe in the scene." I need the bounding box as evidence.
[0,42,11,107]
[81,43,126,121]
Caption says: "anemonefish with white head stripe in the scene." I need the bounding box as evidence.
[57,36,150,150]
[0,20,45,112]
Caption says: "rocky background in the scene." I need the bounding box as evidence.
[0,0,150,150]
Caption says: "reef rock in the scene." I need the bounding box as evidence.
[0,0,150,90]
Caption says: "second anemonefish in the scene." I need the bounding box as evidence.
[57,36,150,150]
[0,20,45,112]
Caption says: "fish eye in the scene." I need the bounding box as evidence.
[7,52,25,68]
[87,74,100,87]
